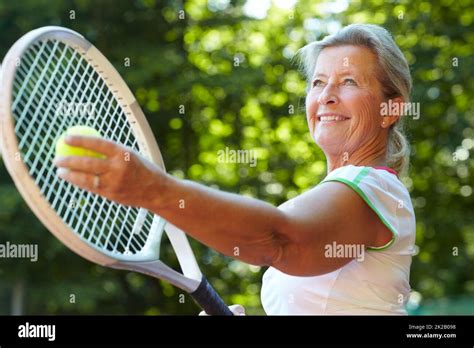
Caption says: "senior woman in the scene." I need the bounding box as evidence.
[54,23,417,315]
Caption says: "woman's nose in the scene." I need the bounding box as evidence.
[317,84,339,105]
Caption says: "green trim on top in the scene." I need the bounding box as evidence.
[322,174,398,252]
[353,167,370,185]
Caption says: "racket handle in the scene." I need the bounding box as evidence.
[191,276,233,316]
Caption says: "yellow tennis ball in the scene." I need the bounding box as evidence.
[55,125,106,159]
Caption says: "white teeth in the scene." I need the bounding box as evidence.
[318,116,348,122]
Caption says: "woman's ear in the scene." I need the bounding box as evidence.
[380,96,403,128]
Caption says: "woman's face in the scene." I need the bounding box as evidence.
[306,45,386,159]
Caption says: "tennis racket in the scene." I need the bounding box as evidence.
[0,26,232,315]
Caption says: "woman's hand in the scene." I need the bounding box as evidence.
[53,135,167,209]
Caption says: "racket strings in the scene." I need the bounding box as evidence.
[17,40,151,253]
[12,39,156,256]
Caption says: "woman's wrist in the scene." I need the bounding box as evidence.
[146,169,176,213]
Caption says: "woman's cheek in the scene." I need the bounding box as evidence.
[362,96,383,130]
[305,93,319,132]
[345,97,383,153]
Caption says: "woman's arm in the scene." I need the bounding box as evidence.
[147,173,288,267]
[152,173,390,275]
[54,135,390,276]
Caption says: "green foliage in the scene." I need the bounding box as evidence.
[0,0,472,314]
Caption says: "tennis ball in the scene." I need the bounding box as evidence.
[55,125,106,159]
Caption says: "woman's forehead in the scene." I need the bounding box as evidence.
[314,45,378,77]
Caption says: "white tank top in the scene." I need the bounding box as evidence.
[261,165,417,315]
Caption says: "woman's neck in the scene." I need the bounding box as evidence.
[326,151,387,174]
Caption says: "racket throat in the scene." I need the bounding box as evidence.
[109,260,200,293]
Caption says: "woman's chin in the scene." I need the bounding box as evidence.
[313,134,345,152]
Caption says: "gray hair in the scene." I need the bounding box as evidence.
[298,24,411,175]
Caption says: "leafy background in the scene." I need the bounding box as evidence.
[0,0,472,315]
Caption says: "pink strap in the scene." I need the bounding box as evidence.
[373,166,398,177]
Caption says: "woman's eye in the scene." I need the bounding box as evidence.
[343,78,357,86]
[312,79,325,87]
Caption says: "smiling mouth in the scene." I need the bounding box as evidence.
[317,114,350,122]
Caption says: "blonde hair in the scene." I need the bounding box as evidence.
[298,24,411,175]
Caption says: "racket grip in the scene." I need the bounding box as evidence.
[191,276,233,316]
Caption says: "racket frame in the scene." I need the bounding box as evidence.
[0,27,210,296]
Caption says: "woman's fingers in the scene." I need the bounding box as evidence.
[53,156,109,174]
[56,169,99,192]
[229,304,246,316]
[64,135,119,157]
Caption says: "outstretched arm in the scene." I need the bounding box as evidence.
[54,135,388,276]
[150,174,287,267]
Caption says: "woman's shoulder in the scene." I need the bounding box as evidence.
[322,164,404,189]
[322,164,416,254]
[321,164,412,212]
